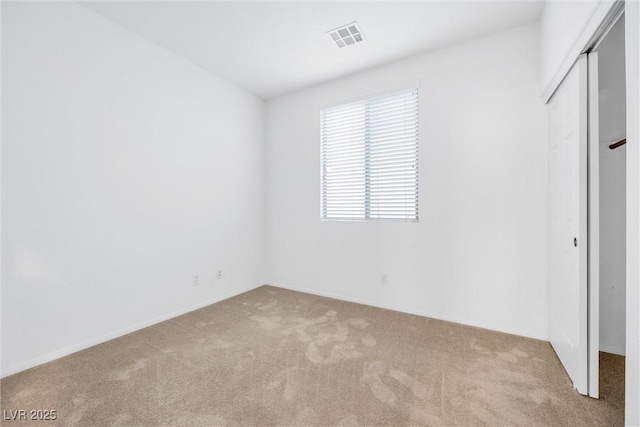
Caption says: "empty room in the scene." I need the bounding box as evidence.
[1,0,639,426]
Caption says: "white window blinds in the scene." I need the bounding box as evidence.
[321,88,419,221]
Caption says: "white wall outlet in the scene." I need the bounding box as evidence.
[192,275,200,286]
[217,270,222,280]
[381,274,389,285]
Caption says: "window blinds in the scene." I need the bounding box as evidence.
[321,88,419,221]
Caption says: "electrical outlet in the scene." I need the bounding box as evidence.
[192,275,200,286]
[381,274,389,285]
[217,270,223,280]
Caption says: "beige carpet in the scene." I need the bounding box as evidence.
[1,285,625,426]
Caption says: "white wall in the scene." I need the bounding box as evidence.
[600,142,626,355]
[1,2,266,376]
[625,1,640,424]
[540,0,616,100]
[598,16,626,356]
[265,23,548,340]
[0,0,4,376]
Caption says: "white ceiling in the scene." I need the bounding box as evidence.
[81,1,544,99]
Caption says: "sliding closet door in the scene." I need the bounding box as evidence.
[547,54,589,395]
[587,51,600,399]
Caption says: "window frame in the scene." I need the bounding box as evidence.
[320,86,419,223]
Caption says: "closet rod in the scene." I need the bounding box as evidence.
[609,138,626,149]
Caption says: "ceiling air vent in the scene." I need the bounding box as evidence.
[328,22,365,48]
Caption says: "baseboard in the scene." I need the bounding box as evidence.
[268,283,548,342]
[3,282,549,378]
[1,283,262,378]
[600,345,626,356]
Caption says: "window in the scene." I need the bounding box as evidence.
[320,88,419,221]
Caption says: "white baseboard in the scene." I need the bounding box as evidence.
[3,282,550,378]
[600,345,626,356]
[1,283,262,378]
[268,283,548,342]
